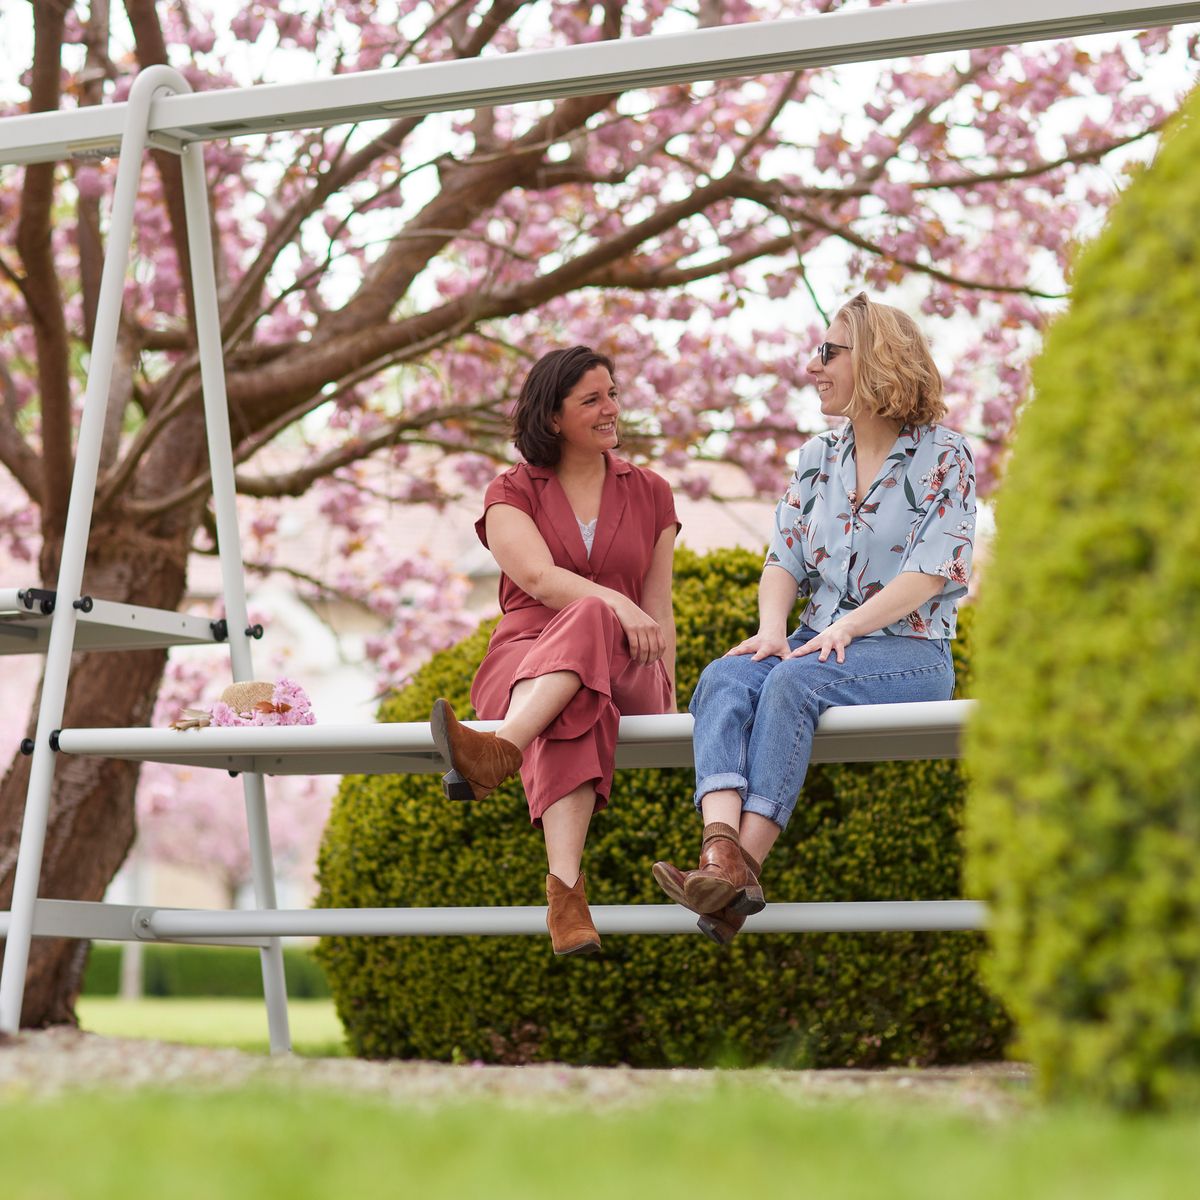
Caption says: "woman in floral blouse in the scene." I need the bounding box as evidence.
[653,292,976,944]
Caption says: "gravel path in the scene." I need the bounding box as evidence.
[1,1027,1031,1118]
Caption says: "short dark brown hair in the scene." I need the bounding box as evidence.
[512,346,616,467]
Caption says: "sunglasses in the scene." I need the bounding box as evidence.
[817,342,852,365]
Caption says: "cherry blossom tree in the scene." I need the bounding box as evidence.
[0,0,1195,1025]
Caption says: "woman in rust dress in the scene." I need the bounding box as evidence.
[431,346,678,956]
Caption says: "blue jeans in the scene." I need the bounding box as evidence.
[689,626,954,831]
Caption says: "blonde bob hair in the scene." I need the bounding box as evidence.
[834,292,946,425]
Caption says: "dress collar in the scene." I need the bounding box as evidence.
[523,450,631,479]
[524,452,631,575]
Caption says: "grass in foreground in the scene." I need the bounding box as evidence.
[77,997,346,1056]
[1,1086,1199,1200]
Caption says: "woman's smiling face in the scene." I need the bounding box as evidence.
[553,364,620,454]
[807,319,855,419]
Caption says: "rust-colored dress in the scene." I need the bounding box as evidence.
[471,452,679,826]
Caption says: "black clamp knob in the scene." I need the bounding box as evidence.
[210,618,229,642]
[18,588,56,614]
[49,729,62,752]
[245,624,264,640]
[73,596,94,613]
[19,738,34,756]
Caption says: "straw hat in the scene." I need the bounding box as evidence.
[170,680,278,731]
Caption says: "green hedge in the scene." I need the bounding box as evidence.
[964,91,1200,1109]
[317,546,1008,1066]
[83,943,330,999]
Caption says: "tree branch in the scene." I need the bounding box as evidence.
[904,122,1167,194]
[17,0,73,544]
[0,360,44,502]
[749,184,1067,299]
[218,2,535,353]
[125,395,507,517]
[74,0,112,345]
[123,0,196,331]
[319,5,623,339]
[589,232,795,290]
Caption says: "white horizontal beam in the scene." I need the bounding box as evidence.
[1,1,1196,165]
[0,899,987,939]
[133,900,987,939]
[52,699,972,775]
[0,594,221,656]
[0,898,269,947]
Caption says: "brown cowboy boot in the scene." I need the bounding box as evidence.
[653,846,764,918]
[696,850,763,946]
[650,859,696,910]
[430,698,523,801]
[545,873,602,956]
[682,822,765,915]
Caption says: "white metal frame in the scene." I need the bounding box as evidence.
[52,700,973,774]
[2,0,1197,163]
[0,0,1194,1052]
[0,588,224,655]
[0,66,291,1049]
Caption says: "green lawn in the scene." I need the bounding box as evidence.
[77,996,347,1056]
[49,998,1200,1199]
[1,1085,1199,1200]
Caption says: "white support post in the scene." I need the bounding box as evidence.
[177,138,291,1054]
[0,66,194,1036]
[0,67,291,1053]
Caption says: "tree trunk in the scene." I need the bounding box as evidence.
[0,515,190,1027]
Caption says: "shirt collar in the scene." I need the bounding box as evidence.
[834,421,924,451]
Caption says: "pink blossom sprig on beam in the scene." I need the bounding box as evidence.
[173,679,316,730]
[210,678,316,727]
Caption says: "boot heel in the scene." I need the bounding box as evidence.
[698,910,745,946]
[429,698,523,803]
[729,883,766,916]
[442,769,477,801]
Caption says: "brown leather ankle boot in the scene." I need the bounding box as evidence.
[682,822,763,915]
[655,847,765,919]
[545,873,601,956]
[430,698,523,801]
[650,859,695,910]
[697,850,763,945]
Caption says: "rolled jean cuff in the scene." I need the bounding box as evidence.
[693,772,747,813]
[742,792,791,830]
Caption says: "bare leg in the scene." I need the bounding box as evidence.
[496,671,582,750]
[699,790,780,865]
[541,783,597,886]
[739,812,781,866]
[699,788,743,830]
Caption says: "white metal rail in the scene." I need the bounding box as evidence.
[0,897,987,942]
[50,700,973,775]
[0,1,1196,164]
[0,587,223,655]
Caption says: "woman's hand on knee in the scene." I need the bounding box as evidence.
[790,621,854,664]
[612,597,665,666]
[725,630,791,661]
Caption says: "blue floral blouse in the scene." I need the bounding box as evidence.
[765,422,976,639]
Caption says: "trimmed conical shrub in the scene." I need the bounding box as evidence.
[965,91,1200,1109]
[316,546,1006,1067]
